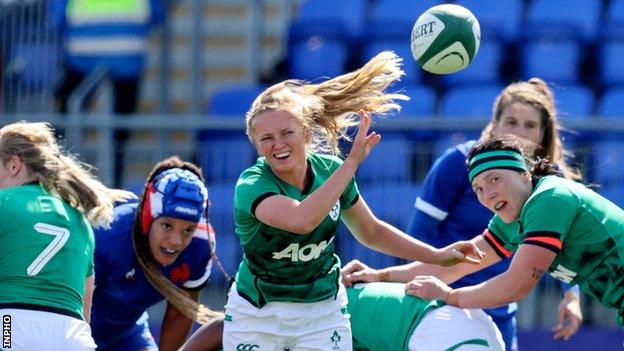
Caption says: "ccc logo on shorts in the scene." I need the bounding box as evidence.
[236,344,259,351]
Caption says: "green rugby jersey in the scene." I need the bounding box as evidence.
[0,184,94,319]
[484,176,624,325]
[347,283,442,351]
[234,154,359,307]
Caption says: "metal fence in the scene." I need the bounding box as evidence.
[0,0,59,113]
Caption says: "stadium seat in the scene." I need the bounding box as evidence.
[368,0,442,27]
[454,0,523,44]
[553,85,595,144]
[197,137,256,184]
[439,85,503,118]
[294,0,367,42]
[356,134,412,184]
[597,88,624,118]
[334,182,420,269]
[399,83,437,118]
[521,39,581,84]
[442,39,502,86]
[206,84,265,117]
[11,42,59,88]
[207,181,243,282]
[598,40,624,88]
[554,84,595,119]
[524,0,602,43]
[199,85,260,183]
[360,0,431,83]
[361,39,421,84]
[287,31,349,81]
[603,0,624,38]
[591,140,624,207]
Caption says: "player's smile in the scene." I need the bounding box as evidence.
[252,109,311,185]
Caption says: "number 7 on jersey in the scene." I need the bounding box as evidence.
[27,223,70,276]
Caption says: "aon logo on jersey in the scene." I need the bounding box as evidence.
[550,264,577,283]
[272,237,334,262]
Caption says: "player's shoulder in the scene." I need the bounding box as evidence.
[430,140,475,175]
[94,202,137,240]
[311,153,343,172]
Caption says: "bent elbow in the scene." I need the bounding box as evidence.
[289,220,319,235]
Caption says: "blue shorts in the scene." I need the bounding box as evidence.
[95,319,158,351]
[490,313,517,351]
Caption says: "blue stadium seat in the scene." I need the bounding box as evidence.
[200,85,260,183]
[521,39,581,84]
[597,88,624,117]
[334,182,420,269]
[360,0,427,82]
[207,182,243,281]
[361,39,421,84]
[554,84,595,119]
[524,0,602,43]
[295,0,367,42]
[288,33,349,81]
[356,135,412,184]
[603,0,624,38]
[591,140,624,207]
[206,84,265,117]
[197,137,256,184]
[11,42,59,87]
[399,83,436,118]
[599,40,624,88]
[554,85,595,144]
[455,0,523,44]
[442,39,502,86]
[368,0,441,26]
[439,85,503,118]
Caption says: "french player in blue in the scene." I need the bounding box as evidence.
[404,78,582,350]
[90,156,223,351]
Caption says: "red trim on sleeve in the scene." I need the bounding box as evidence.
[483,229,513,258]
[523,236,562,252]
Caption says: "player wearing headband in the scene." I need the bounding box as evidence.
[90,156,223,351]
[348,135,624,329]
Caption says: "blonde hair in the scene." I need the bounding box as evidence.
[0,121,135,227]
[246,51,408,155]
[132,156,223,323]
[481,78,580,180]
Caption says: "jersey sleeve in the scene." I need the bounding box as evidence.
[484,215,517,259]
[234,167,281,217]
[407,146,468,241]
[181,221,214,291]
[520,190,576,254]
[340,175,360,210]
[86,223,95,277]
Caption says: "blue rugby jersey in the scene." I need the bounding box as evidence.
[406,140,516,319]
[90,203,213,345]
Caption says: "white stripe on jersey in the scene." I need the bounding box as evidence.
[183,259,213,289]
[415,197,448,221]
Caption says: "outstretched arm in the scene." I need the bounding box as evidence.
[407,244,556,309]
[341,198,485,267]
[342,234,497,286]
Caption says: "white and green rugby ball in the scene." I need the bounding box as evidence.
[410,4,480,75]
